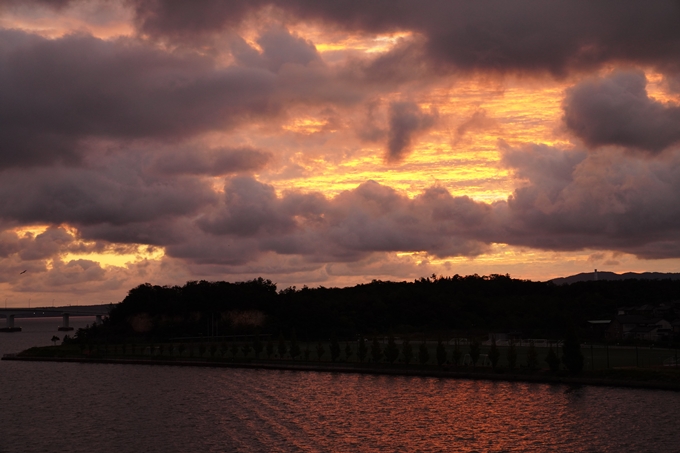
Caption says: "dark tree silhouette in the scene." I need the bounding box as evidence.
[316,341,325,361]
[80,274,680,345]
[452,339,462,366]
[230,340,239,359]
[344,342,352,362]
[562,331,584,374]
[253,332,263,359]
[277,332,287,359]
[436,338,447,367]
[469,338,481,367]
[266,338,274,359]
[289,329,301,359]
[507,339,517,371]
[527,341,538,370]
[241,342,252,358]
[51,335,60,346]
[358,337,368,363]
[402,337,413,364]
[371,337,383,364]
[488,336,500,369]
[330,333,341,362]
[418,341,430,365]
[546,344,560,372]
[385,334,400,364]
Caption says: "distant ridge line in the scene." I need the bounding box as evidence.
[549,271,680,285]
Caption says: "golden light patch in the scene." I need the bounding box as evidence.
[289,19,415,56]
[63,246,165,268]
[13,225,50,238]
[0,6,134,40]
[282,118,333,134]
[646,69,680,104]
[259,74,571,205]
[313,32,414,54]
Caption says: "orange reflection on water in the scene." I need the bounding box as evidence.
[205,369,679,452]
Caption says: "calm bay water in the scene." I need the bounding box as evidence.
[2,319,680,452]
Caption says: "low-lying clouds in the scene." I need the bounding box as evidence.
[151,147,272,176]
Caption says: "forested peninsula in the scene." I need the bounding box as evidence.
[9,274,680,390]
[75,274,680,342]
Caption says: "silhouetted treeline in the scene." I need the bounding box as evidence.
[83,274,680,342]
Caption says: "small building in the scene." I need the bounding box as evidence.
[608,315,672,341]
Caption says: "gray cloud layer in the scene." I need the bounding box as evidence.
[0,29,278,168]
[126,0,680,78]
[18,0,680,77]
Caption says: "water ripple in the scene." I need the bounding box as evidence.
[2,321,680,452]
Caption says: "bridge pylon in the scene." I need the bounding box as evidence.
[0,314,22,332]
[58,313,74,332]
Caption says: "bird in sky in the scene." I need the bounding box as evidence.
[19,270,26,274]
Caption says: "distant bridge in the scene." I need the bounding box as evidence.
[0,304,112,332]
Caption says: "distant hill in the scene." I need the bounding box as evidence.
[550,271,680,285]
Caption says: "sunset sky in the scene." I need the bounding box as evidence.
[2,0,680,306]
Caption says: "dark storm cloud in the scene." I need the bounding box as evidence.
[77,218,192,246]
[131,0,258,40]
[17,227,75,260]
[497,143,680,257]
[131,0,680,77]
[0,29,278,168]
[320,181,491,258]
[0,165,217,226]
[165,233,261,266]
[563,71,680,152]
[185,176,492,265]
[43,259,107,287]
[197,176,319,237]
[0,0,73,8]
[386,101,437,162]
[151,147,272,176]
[7,151,679,268]
[259,27,320,72]
[231,26,321,73]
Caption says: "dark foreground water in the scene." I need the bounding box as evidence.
[2,319,680,452]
